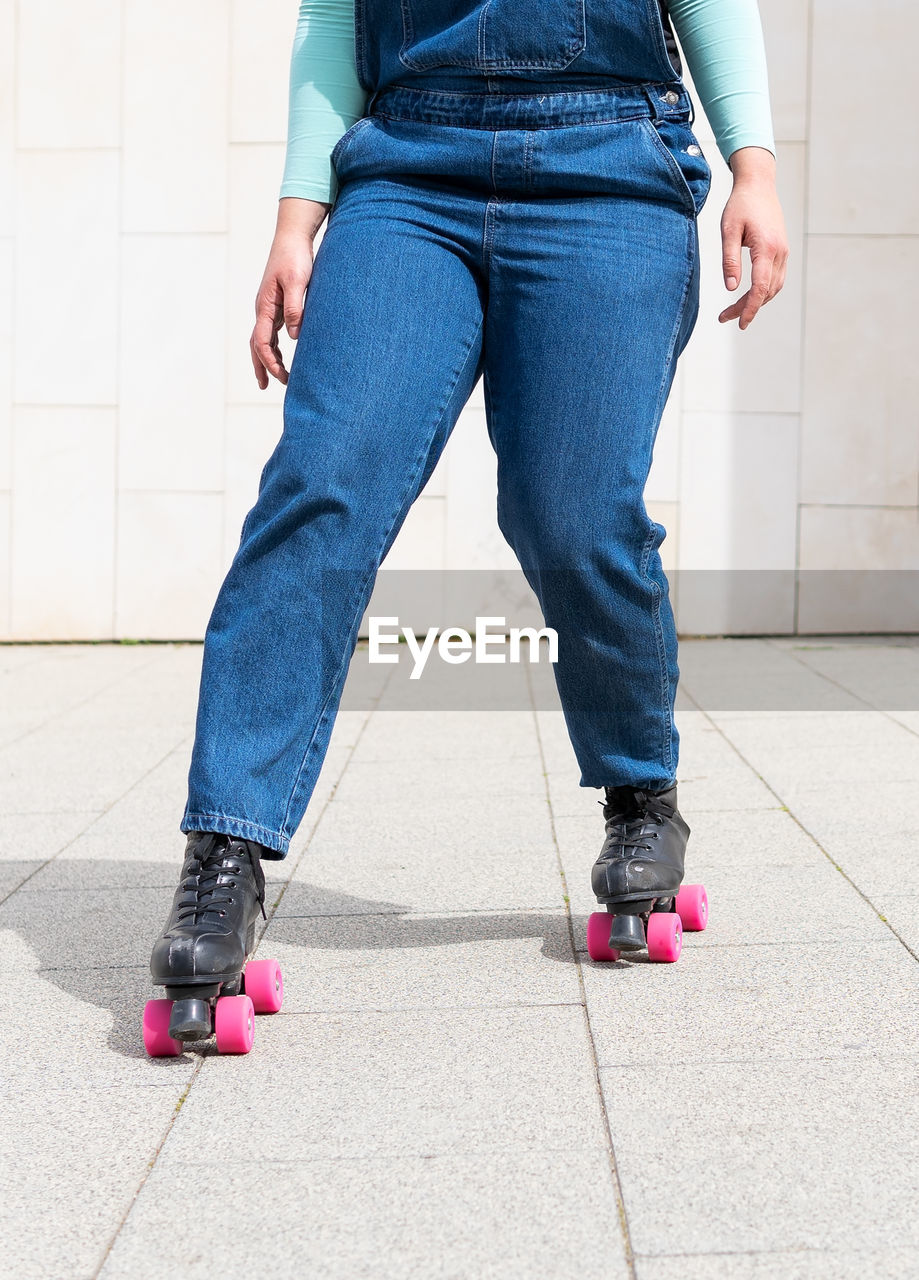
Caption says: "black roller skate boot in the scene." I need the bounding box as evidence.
[143,831,284,1057]
[586,783,708,964]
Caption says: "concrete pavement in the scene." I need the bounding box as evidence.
[1,637,918,1279]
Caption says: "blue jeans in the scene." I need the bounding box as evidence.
[181,80,712,858]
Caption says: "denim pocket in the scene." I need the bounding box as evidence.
[399,0,587,71]
[331,115,375,172]
[638,115,712,219]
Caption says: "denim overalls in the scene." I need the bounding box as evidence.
[181,0,714,857]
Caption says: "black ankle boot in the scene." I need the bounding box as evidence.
[150,831,268,1036]
[591,783,691,907]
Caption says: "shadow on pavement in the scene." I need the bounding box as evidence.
[0,861,589,1063]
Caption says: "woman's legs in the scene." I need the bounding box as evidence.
[483,176,700,791]
[181,177,486,856]
[180,98,707,855]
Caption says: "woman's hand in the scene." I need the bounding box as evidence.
[250,197,331,388]
[719,147,789,330]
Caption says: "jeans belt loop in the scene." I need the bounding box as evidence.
[641,83,664,124]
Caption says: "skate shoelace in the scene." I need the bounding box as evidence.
[598,788,672,854]
[175,837,267,925]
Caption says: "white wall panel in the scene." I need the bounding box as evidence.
[10,407,116,639]
[14,151,119,406]
[1,3,916,637]
[122,0,228,234]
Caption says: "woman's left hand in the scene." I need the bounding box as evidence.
[719,146,789,330]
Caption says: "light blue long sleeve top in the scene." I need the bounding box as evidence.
[280,0,776,205]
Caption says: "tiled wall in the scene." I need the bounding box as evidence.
[1,0,915,639]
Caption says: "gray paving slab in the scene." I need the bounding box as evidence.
[555,806,826,887]
[0,931,196,1090]
[633,1249,919,1280]
[352,709,542,761]
[0,724,188,813]
[55,664,200,733]
[0,809,104,860]
[780,778,919,841]
[16,744,194,866]
[0,644,59,674]
[285,793,564,913]
[152,1006,601,1168]
[888,708,919,734]
[870,893,919,954]
[563,853,881,946]
[708,708,919,788]
[330,752,548,804]
[778,639,919,712]
[602,1055,919,1257]
[2,641,918,1280]
[543,715,781,817]
[544,764,780,818]
[581,938,919,1066]
[20,854,292,892]
[0,860,44,897]
[0,646,162,746]
[0,1086,188,1280]
[677,638,866,711]
[532,708,583,771]
[264,910,579,1012]
[806,844,919,917]
[0,882,204,971]
[99,1148,628,1280]
[769,636,919,651]
[364,650,537,714]
[322,707,374,752]
[0,643,156,701]
[553,799,883,941]
[764,785,919,888]
[19,741,351,890]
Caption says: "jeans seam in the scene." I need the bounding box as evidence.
[380,82,680,100]
[182,811,288,852]
[640,522,672,780]
[643,217,695,781]
[372,108,656,131]
[638,115,698,219]
[278,316,485,841]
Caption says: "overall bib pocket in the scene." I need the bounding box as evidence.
[399,0,587,71]
[638,114,712,218]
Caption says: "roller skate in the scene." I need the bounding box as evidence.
[143,831,284,1057]
[586,783,708,964]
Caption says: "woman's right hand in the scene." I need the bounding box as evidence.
[250,197,332,389]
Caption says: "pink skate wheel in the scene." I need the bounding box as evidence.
[143,999,182,1058]
[243,958,284,1014]
[646,911,682,963]
[214,994,255,1054]
[675,883,708,932]
[586,912,621,962]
